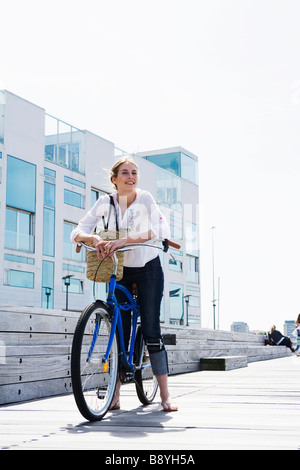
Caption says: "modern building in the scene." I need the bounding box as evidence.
[0,90,201,325]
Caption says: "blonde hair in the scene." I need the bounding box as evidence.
[270,325,276,334]
[110,156,138,190]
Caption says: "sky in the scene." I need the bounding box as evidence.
[1,0,300,332]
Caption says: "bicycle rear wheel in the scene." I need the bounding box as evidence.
[134,326,158,405]
[71,301,119,421]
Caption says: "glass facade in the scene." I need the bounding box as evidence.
[63,222,86,262]
[45,114,85,174]
[5,208,35,252]
[145,151,198,185]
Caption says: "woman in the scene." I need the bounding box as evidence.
[267,325,299,353]
[71,156,178,412]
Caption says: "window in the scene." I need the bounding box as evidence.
[44,182,55,208]
[169,282,183,323]
[64,176,85,188]
[44,167,56,179]
[4,269,34,289]
[91,188,106,207]
[6,155,36,212]
[42,261,54,308]
[156,168,182,211]
[62,277,83,294]
[63,263,85,273]
[4,254,35,265]
[145,152,181,177]
[43,208,55,256]
[169,258,183,272]
[181,153,198,185]
[185,222,199,256]
[63,222,86,262]
[43,176,56,257]
[170,211,183,239]
[189,295,200,308]
[186,255,199,283]
[64,189,85,209]
[5,207,35,252]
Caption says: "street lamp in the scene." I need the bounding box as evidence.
[211,226,217,330]
[183,295,191,327]
[45,287,52,309]
[62,275,74,311]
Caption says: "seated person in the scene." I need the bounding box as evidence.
[266,325,299,354]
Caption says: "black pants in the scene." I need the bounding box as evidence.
[116,256,169,376]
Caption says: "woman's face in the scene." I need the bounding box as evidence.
[112,162,138,193]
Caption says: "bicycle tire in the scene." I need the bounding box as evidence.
[71,301,119,421]
[134,326,158,405]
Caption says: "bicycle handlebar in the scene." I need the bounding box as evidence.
[76,237,181,254]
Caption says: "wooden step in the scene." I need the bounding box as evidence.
[200,355,248,371]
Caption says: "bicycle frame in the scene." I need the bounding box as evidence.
[104,277,140,374]
[79,238,180,376]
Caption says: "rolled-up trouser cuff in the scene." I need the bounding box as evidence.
[149,349,169,376]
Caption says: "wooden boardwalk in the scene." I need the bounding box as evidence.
[1,356,300,451]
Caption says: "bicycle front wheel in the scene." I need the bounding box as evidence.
[71,301,119,421]
[134,326,158,405]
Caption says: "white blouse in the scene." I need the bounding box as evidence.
[70,188,171,267]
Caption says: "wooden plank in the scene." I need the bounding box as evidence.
[0,332,74,347]
[0,378,73,405]
[0,311,77,333]
[0,353,71,385]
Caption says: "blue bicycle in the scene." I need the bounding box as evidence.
[71,238,179,422]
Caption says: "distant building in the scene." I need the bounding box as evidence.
[231,322,249,333]
[284,321,295,337]
[284,320,299,345]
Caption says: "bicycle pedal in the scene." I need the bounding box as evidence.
[143,353,150,364]
[97,389,106,399]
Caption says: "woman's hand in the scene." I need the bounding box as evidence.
[94,236,128,260]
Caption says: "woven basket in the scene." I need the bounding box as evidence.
[86,230,125,283]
